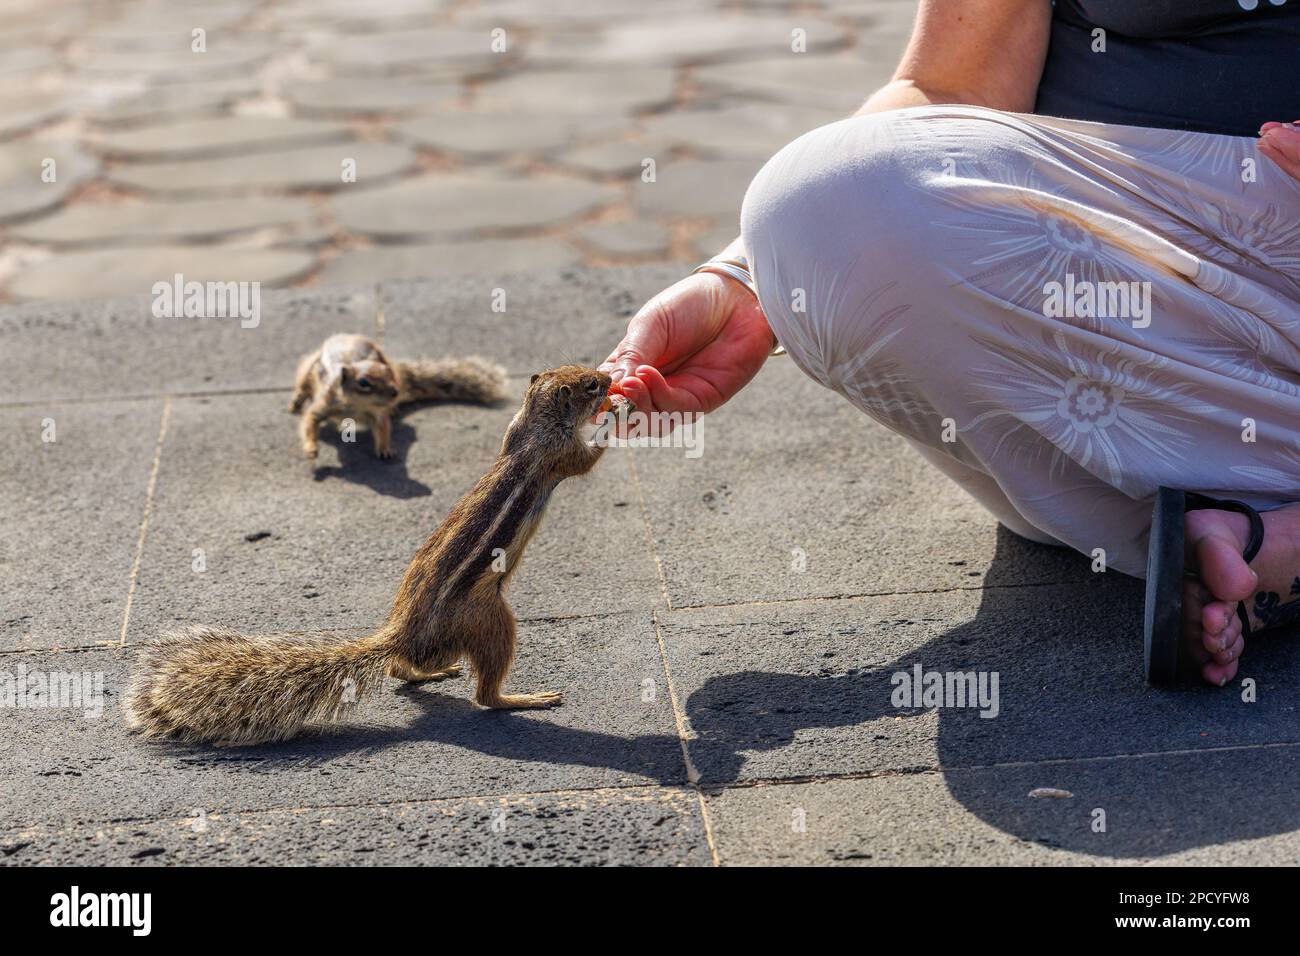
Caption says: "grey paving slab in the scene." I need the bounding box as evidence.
[691,222,742,258]
[10,196,318,245]
[694,52,895,113]
[657,583,1299,789]
[575,221,671,257]
[89,2,252,46]
[0,286,377,401]
[558,140,667,177]
[270,0,450,31]
[380,265,683,375]
[396,112,625,156]
[0,617,686,827]
[633,157,763,218]
[0,140,99,224]
[107,141,417,195]
[525,15,850,67]
[462,0,711,27]
[125,386,660,637]
[88,116,350,160]
[706,748,1300,865]
[313,28,510,74]
[333,173,617,239]
[85,85,259,129]
[824,0,925,27]
[1,786,710,866]
[7,247,316,301]
[633,358,1094,607]
[0,401,160,651]
[75,42,277,81]
[473,67,676,115]
[0,88,71,137]
[283,78,461,118]
[320,237,583,285]
[640,103,841,160]
[0,48,57,77]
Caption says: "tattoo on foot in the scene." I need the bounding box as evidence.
[1252,589,1300,629]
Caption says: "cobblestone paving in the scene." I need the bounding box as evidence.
[0,0,917,301]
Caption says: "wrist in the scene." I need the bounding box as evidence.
[691,251,784,357]
[691,255,757,299]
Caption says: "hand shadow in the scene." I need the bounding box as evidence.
[309,419,431,499]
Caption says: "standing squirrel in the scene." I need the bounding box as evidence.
[290,333,507,459]
[125,365,616,746]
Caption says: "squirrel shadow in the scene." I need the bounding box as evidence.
[212,528,1299,860]
[309,419,431,499]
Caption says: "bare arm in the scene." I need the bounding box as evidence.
[602,0,1055,411]
[857,0,1052,115]
[706,0,1050,263]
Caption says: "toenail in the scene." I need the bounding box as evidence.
[1219,676,1228,686]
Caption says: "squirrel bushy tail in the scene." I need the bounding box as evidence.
[125,626,395,745]
[396,356,507,406]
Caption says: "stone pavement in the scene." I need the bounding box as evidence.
[2,267,1298,865]
[0,0,917,302]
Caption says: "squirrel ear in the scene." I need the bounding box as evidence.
[559,384,571,397]
[530,373,540,385]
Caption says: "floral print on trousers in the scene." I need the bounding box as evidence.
[740,105,1300,576]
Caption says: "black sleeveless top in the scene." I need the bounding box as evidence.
[1035,0,1300,136]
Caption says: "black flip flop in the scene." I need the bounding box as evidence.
[1144,487,1264,684]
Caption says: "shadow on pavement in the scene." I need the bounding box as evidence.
[191,530,1297,858]
[676,527,1300,858]
[309,419,432,498]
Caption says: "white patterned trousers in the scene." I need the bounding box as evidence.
[740,105,1300,576]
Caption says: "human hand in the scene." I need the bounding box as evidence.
[598,271,775,414]
[1258,121,1300,180]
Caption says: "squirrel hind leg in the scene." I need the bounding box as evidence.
[387,659,462,683]
[290,352,319,412]
[468,604,563,710]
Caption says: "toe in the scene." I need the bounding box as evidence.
[1200,601,1239,654]
[1212,631,1244,666]
[1181,580,1211,663]
[1193,530,1257,604]
[1201,656,1239,687]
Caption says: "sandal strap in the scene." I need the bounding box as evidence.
[1183,492,1265,563]
[1237,601,1253,640]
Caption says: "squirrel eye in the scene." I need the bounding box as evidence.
[584,379,600,394]
[357,378,371,389]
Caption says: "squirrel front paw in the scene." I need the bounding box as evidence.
[302,443,319,459]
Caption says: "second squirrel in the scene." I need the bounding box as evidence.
[290,333,507,459]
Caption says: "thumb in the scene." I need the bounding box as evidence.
[598,340,646,384]
[600,292,674,383]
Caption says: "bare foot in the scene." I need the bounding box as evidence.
[1183,503,1300,686]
